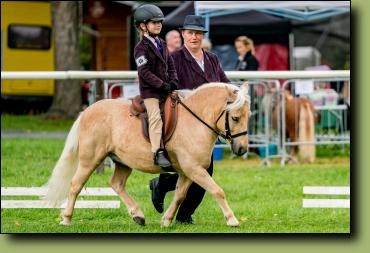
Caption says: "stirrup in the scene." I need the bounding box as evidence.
[154,150,171,167]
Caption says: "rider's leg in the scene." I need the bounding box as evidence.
[143,98,170,167]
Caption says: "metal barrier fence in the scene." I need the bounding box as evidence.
[280,78,350,165]
[230,80,281,166]
[1,70,350,166]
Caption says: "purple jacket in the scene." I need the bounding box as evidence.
[134,36,178,99]
[170,46,230,89]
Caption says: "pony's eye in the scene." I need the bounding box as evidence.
[232,116,239,123]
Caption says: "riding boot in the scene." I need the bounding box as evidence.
[149,177,166,213]
[149,174,177,213]
[175,216,195,225]
[153,149,171,167]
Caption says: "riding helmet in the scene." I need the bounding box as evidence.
[134,4,165,26]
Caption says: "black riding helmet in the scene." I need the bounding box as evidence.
[134,4,165,27]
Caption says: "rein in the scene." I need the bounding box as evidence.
[174,95,248,142]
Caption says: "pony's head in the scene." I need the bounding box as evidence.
[218,82,251,156]
[183,82,251,156]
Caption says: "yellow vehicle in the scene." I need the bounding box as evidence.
[1,1,54,112]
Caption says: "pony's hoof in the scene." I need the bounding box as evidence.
[226,217,240,227]
[160,219,171,228]
[287,157,298,164]
[59,219,71,226]
[133,216,146,226]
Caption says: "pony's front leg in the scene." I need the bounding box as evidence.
[161,175,192,227]
[187,167,239,227]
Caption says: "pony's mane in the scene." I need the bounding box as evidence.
[181,82,250,111]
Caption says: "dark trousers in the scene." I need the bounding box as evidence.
[157,156,214,219]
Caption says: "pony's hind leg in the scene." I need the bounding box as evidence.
[110,162,145,226]
[60,144,106,226]
[161,175,192,227]
[60,164,95,225]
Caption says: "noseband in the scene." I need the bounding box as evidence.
[177,98,248,142]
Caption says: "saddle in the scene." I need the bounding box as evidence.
[129,92,179,144]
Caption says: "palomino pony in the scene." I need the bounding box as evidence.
[45,82,251,227]
[272,90,319,163]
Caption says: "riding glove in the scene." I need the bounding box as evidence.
[160,82,172,95]
[169,80,178,91]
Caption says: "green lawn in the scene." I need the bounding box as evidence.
[1,114,74,132]
[1,137,350,233]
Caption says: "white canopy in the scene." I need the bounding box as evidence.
[195,1,350,21]
[195,1,350,10]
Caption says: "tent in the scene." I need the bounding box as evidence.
[162,1,292,70]
[162,1,291,45]
[162,1,349,71]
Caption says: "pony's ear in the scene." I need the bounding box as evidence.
[241,82,249,92]
[240,82,250,97]
[227,84,239,98]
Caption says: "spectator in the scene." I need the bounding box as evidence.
[235,36,259,143]
[234,36,259,70]
[165,30,182,53]
[201,38,212,51]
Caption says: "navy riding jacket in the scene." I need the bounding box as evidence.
[134,36,178,99]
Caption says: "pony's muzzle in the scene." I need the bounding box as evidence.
[234,146,247,156]
[231,138,248,156]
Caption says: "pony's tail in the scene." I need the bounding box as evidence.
[298,102,316,163]
[43,115,81,206]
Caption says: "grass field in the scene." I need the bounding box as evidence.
[1,114,74,132]
[1,137,350,233]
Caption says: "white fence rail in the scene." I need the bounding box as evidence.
[302,186,350,208]
[1,70,350,80]
[1,71,138,80]
[1,200,120,209]
[1,187,116,196]
[1,187,120,209]
[303,186,350,195]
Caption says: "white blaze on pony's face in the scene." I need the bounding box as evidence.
[225,82,251,156]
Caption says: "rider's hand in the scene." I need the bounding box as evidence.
[160,82,172,95]
[169,80,178,91]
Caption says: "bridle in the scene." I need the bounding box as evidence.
[175,96,248,142]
